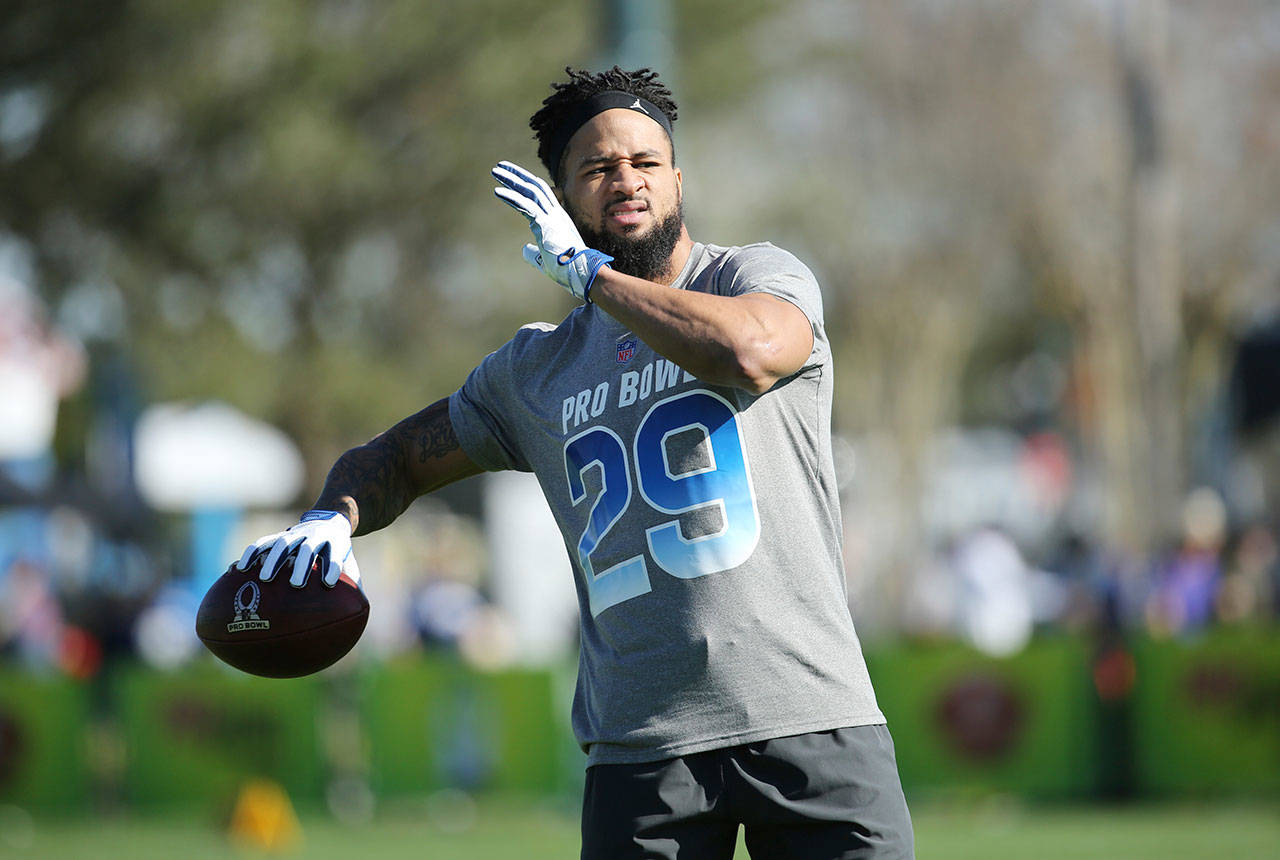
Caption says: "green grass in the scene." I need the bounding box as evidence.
[2,796,1277,859]
[911,799,1280,860]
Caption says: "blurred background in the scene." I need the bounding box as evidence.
[0,0,1277,857]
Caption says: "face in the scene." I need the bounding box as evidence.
[557,109,685,281]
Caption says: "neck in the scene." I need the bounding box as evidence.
[655,227,695,286]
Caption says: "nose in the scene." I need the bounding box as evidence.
[610,163,646,195]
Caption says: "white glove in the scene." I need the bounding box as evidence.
[234,510,360,589]
[492,160,613,302]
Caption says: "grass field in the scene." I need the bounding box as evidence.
[2,795,1277,859]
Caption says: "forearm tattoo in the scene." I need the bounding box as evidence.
[314,398,461,536]
[418,411,459,463]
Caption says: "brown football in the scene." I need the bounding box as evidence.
[195,556,369,678]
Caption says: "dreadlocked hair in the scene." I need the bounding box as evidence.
[530,66,679,184]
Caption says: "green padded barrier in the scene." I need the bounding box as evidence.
[116,662,324,808]
[0,668,90,810]
[1131,629,1280,797]
[360,654,563,796]
[865,636,1097,799]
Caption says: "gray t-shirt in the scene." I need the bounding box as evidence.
[449,241,885,765]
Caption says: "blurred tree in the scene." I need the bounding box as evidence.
[681,0,1280,597]
[2,0,1275,576]
[0,0,599,493]
[0,0,791,500]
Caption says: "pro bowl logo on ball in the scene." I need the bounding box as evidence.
[228,581,270,633]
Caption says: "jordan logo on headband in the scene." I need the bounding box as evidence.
[629,98,648,115]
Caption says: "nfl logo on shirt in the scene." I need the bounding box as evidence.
[616,338,637,364]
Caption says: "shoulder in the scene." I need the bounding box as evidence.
[486,309,583,366]
[505,320,560,356]
[716,242,814,278]
[700,242,821,305]
[693,242,817,291]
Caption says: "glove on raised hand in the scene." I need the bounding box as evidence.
[234,510,360,589]
[492,160,613,302]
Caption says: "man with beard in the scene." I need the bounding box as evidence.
[234,67,914,858]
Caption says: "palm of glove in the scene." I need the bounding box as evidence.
[492,161,613,301]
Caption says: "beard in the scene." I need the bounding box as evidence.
[573,199,685,283]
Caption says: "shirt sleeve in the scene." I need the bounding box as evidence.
[716,243,830,369]
[448,342,532,473]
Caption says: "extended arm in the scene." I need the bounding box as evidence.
[237,396,481,587]
[588,268,814,395]
[314,396,483,537]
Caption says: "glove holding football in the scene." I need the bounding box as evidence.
[201,509,368,678]
[492,160,613,302]
[235,509,361,589]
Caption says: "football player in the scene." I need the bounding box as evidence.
[236,66,914,859]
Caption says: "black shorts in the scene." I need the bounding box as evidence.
[581,724,914,859]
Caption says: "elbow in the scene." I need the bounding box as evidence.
[735,364,780,395]
[714,293,812,394]
[723,311,808,394]
[728,343,786,395]
[695,349,775,394]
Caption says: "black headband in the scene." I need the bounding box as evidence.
[546,91,674,183]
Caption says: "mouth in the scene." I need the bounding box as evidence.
[604,200,649,228]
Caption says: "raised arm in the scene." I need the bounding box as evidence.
[490,160,814,395]
[314,396,482,536]
[587,270,813,395]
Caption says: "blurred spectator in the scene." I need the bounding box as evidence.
[905,525,1069,656]
[0,278,87,672]
[411,579,485,649]
[0,558,64,671]
[409,576,516,670]
[0,275,85,471]
[1216,522,1278,625]
[1144,487,1227,636]
[1043,531,1159,635]
[1043,531,1103,631]
[952,526,1037,657]
[399,503,516,670]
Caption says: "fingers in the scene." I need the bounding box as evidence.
[288,541,319,588]
[493,187,536,219]
[235,538,270,571]
[322,557,341,589]
[240,537,336,589]
[494,160,550,195]
[258,536,295,583]
[322,545,355,588]
[238,517,354,589]
[492,161,555,213]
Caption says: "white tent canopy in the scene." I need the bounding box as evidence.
[133,401,304,511]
